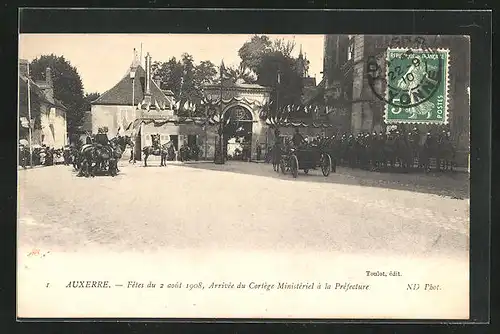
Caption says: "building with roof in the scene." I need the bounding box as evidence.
[88,51,276,161]
[19,59,68,148]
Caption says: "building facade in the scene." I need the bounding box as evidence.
[318,35,352,134]
[323,35,470,165]
[19,60,68,148]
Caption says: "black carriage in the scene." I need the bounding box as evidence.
[279,144,335,178]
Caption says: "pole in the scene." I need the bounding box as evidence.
[132,78,135,107]
[218,73,224,163]
[204,97,208,160]
[27,62,33,168]
[215,60,225,164]
[276,70,280,144]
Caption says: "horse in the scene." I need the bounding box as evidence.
[78,143,96,177]
[70,145,82,171]
[77,141,113,177]
[107,135,130,176]
[142,140,176,167]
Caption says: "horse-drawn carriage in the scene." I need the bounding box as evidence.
[276,141,336,178]
[76,129,131,177]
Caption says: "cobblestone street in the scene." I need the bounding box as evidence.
[18,161,469,259]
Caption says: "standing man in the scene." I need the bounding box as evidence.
[128,133,135,164]
[292,128,306,147]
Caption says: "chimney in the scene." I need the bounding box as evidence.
[45,67,53,87]
[19,59,29,77]
[42,67,54,102]
[145,53,151,95]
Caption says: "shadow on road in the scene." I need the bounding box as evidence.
[177,161,469,199]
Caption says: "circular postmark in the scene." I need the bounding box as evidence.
[366,36,445,109]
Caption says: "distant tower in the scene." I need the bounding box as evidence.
[296,44,306,78]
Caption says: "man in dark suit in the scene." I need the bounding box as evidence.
[292,128,306,147]
[95,128,110,147]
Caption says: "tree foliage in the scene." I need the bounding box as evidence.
[222,64,257,85]
[83,92,100,112]
[238,35,273,73]
[29,54,86,134]
[237,35,305,109]
[151,53,217,117]
[270,38,296,58]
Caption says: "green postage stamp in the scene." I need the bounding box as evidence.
[384,48,450,124]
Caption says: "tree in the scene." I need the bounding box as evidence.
[83,92,100,112]
[223,64,257,84]
[29,54,85,136]
[238,35,272,73]
[152,54,219,117]
[237,36,304,109]
[256,52,303,107]
[194,60,217,86]
[270,38,296,58]
[154,57,184,100]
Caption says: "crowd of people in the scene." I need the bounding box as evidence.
[267,126,457,172]
[18,141,67,168]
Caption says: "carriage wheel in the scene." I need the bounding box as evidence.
[321,153,332,177]
[290,155,299,178]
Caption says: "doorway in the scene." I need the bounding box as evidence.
[169,135,179,150]
[223,106,253,161]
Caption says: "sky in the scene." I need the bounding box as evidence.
[19,34,325,94]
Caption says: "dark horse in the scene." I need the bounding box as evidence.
[107,135,130,175]
[77,135,129,177]
[142,135,176,167]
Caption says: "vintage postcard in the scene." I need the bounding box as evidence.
[17,32,470,319]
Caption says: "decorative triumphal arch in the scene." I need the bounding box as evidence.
[203,81,272,160]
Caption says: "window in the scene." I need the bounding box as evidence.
[347,40,355,61]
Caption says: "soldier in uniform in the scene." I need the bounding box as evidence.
[151,134,160,150]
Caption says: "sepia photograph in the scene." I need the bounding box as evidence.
[17,31,471,319]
